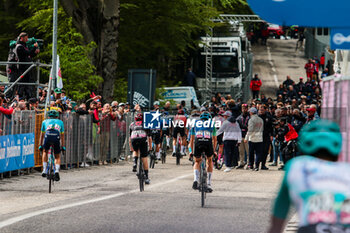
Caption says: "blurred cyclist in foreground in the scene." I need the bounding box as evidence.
[268,120,350,233]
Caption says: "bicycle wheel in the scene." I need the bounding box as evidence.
[201,154,207,207]
[149,152,155,169]
[176,136,181,165]
[200,161,205,207]
[48,149,54,193]
[161,151,166,164]
[161,138,167,164]
[48,164,52,193]
[138,157,144,192]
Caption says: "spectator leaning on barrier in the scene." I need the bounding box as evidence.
[76,103,89,115]
[244,107,264,171]
[0,93,14,115]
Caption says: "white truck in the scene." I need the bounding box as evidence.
[193,23,252,102]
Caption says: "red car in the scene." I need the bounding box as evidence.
[267,24,284,38]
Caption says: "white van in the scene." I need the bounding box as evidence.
[161,86,200,109]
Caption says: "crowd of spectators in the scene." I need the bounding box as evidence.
[202,70,322,171]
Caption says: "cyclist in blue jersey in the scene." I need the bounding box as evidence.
[39,110,65,181]
[189,112,217,192]
[268,120,350,233]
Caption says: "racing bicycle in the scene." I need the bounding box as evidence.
[41,144,57,193]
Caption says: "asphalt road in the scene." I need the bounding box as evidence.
[0,155,283,233]
[252,38,307,98]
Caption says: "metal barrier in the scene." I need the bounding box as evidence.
[0,111,131,176]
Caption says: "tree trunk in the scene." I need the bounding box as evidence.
[60,0,120,102]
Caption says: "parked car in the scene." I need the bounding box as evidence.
[268,24,284,38]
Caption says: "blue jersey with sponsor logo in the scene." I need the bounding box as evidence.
[41,119,65,134]
[190,119,216,140]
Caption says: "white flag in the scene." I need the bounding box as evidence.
[56,55,63,88]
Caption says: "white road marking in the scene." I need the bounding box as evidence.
[283,213,298,233]
[0,173,192,229]
[266,43,279,88]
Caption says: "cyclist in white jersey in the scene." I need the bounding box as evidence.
[268,120,350,233]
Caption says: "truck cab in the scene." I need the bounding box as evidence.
[193,23,251,102]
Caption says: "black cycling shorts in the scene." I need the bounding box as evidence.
[151,131,161,145]
[194,140,214,158]
[173,127,185,138]
[131,138,148,158]
[161,129,169,136]
[43,130,61,154]
[217,133,224,145]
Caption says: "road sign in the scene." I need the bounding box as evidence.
[331,28,350,50]
[247,0,350,27]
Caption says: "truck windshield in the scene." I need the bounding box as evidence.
[212,55,239,74]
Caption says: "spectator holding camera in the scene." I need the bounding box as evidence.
[16,32,40,100]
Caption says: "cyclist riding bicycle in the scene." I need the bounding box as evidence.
[150,101,162,160]
[172,108,187,157]
[189,112,217,192]
[187,109,200,161]
[160,111,171,150]
[39,110,65,181]
[268,120,350,233]
[129,113,151,184]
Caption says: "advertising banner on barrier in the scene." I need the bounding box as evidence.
[331,28,350,50]
[0,133,35,173]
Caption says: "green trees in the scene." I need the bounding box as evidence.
[0,0,250,102]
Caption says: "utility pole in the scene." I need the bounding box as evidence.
[44,0,58,118]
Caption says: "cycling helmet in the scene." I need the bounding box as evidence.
[153,101,160,106]
[48,110,59,118]
[191,110,200,117]
[178,109,185,115]
[134,112,143,121]
[200,112,211,121]
[298,119,342,157]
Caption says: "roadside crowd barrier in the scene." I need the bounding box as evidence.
[0,111,133,178]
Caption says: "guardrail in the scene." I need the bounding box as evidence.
[0,111,132,178]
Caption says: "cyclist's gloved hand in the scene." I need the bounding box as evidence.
[61,146,66,151]
[38,145,43,151]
